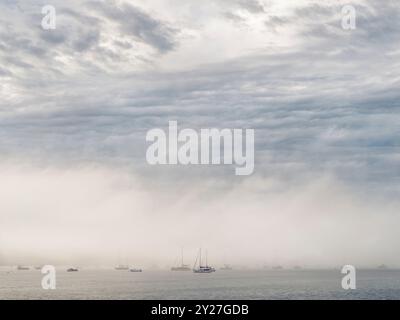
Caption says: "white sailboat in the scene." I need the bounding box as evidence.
[171,247,191,271]
[193,249,215,273]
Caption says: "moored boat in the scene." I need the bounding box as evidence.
[171,248,191,271]
[193,249,215,273]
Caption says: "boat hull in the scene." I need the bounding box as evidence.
[193,267,216,273]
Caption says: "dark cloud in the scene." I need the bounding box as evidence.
[40,29,67,44]
[0,0,179,80]
[0,66,12,76]
[91,0,178,53]
[72,28,100,51]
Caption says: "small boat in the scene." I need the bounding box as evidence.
[194,265,216,273]
[67,267,79,272]
[171,248,191,271]
[115,265,129,270]
[17,265,30,271]
[129,268,143,272]
[193,249,215,273]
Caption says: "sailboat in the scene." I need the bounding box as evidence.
[193,249,215,273]
[171,248,191,271]
[115,253,130,270]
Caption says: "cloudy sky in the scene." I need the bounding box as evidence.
[0,0,399,267]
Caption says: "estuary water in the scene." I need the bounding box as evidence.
[1,269,400,300]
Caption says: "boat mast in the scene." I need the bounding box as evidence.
[193,249,199,270]
[181,247,184,267]
[199,248,202,267]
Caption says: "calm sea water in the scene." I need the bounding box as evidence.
[1,269,400,300]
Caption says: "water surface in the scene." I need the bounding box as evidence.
[1,269,399,300]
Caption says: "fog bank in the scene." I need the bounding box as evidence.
[0,163,399,269]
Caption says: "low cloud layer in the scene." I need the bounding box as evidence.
[1,164,399,268]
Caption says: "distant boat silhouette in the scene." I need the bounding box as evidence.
[272,265,284,270]
[17,265,30,271]
[377,264,388,270]
[67,267,79,272]
[193,249,215,273]
[129,268,143,272]
[171,248,191,271]
[115,265,129,270]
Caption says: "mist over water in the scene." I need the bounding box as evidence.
[1,162,399,269]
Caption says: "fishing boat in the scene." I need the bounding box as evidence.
[193,249,215,273]
[129,268,143,272]
[171,248,191,271]
[67,267,79,272]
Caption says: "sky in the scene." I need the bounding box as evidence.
[0,0,399,268]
